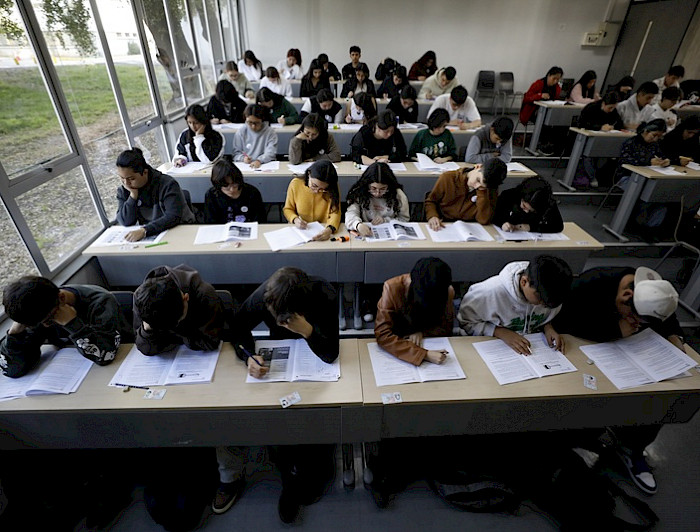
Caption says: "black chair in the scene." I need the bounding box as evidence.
[215,289,234,342]
[496,72,523,115]
[474,71,497,114]
[560,78,575,99]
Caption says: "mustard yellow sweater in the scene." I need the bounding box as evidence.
[282,177,341,231]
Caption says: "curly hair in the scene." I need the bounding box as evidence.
[346,162,404,216]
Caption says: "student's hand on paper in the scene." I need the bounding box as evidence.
[495,327,531,355]
[406,332,423,347]
[434,157,448,164]
[293,216,308,229]
[660,158,670,167]
[541,93,550,100]
[345,114,353,124]
[370,216,384,225]
[425,90,433,100]
[173,158,185,168]
[250,160,262,169]
[459,121,468,130]
[502,222,515,232]
[312,227,333,241]
[221,119,230,124]
[428,217,444,231]
[544,324,565,353]
[8,322,26,334]
[515,224,530,232]
[374,156,390,163]
[247,355,268,378]
[125,227,147,242]
[277,116,286,125]
[243,155,252,164]
[668,335,686,353]
[357,223,372,237]
[601,124,614,132]
[619,316,640,338]
[679,156,692,167]
[425,350,447,364]
[51,303,77,326]
[280,313,313,337]
[211,118,220,125]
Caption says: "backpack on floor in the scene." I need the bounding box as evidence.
[428,471,520,513]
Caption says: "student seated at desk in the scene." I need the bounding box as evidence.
[409,50,437,81]
[341,45,362,80]
[652,65,684,105]
[641,86,681,132]
[519,66,563,155]
[317,52,340,82]
[374,257,454,366]
[660,115,700,166]
[465,117,514,164]
[609,75,635,98]
[226,266,338,523]
[300,88,342,124]
[345,92,377,125]
[220,60,255,99]
[553,266,684,494]
[345,162,410,237]
[207,80,246,125]
[289,113,341,165]
[425,158,507,230]
[231,104,278,168]
[283,159,341,241]
[173,104,225,167]
[578,91,624,131]
[133,264,223,356]
[276,48,303,80]
[351,109,407,165]
[116,147,195,242]
[458,255,572,355]
[204,155,266,224]
[374,57,400,83]
[427,85,481,130]
[492,176,563,234]
[237,49,263,81]
[0,276,125,377]
[377,65,408,99]
[616,82,659,130]
[259,66,293,98]
[387,85,418,124]
[418,66,458,100]
[300,59,331,98]
[256,87,299,125]
[408,108,457,162]
[340,62,376,98]
[567,70,600,104]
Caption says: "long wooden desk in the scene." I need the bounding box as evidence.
[603,164,700,242]
[163,161,536,204]
[0,341,365,449]
[558,127,634,191]
[527,101,585,156]
[216,123,477,157]
[677,104,700,119]
[358,336,700,439]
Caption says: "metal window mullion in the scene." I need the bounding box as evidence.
[212,0,227,68]
[199,0,220,78]
[89,0,135,145]
[237,0,248,54]
[8,157,83,197]
[183,0,205,100]
[162,0,187,107]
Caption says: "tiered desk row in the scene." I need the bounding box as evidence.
[2,338,700,449]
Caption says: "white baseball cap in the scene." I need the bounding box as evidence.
[633,267,679,321]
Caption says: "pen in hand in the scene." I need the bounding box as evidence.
[239,344,264,367]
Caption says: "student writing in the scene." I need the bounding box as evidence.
[492,177,564,233]
[173,104,225,166]
[408,108,456,162]
[350,109,407,165]
[207,80,246,125]
[256,87,299,125]
[204,155,266,224]
[231,104,278,168]
[464,117,514,164]
[289,113,341,165]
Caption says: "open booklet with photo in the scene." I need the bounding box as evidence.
[363,221,426,242]
[108,343,222,388]
[580,328,697,390]
[428,221,494,242]
[473,333,578,385]
[368,337,466,387]
[493,225,569,242]
[246,339,341,383]
[415,153,460,172]
[194,222,259,245]
[263,221,327,251]
[92,225,167,247]
[0,348,93,402]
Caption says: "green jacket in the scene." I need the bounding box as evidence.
[408,129,457,160]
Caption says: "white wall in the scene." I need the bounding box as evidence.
[241,0,629,94]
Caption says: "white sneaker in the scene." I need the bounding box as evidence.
[590,179,599,187]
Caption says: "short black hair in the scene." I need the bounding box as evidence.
[215,79,238,103]
[518,177,552,214]
[450,85,468,105]
[116,147,149,174]
[524,255,572,308]
[349,45,361,54]
[491,117,514,142]
[134,275,184,330]
[316,88,334,103]
[427,108,449,130]
[668,65,685,78]
[244,103,270,123]
[443,67,456,81]
[211,155,244,191]
[317,53,329,64]
[264,267,310,324]
[482,158,507,190]
[661,86,681,101]
[602,91,622,105]
[3,276,60,327]
[636,118,667,135]
[638,81,659,95]
[376,109,397,129]
[546,66,564,77]
[354,62,370,77]
[400,85,417,100]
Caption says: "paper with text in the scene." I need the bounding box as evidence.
[92,226,167,247]
[428,221,494,242]
[263,221,326,251]
[194,222,258,245]
[246,339,340,383]
[493,225,569,241]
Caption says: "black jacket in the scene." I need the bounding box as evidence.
[203,184,266,224]
[206,95,246,123]
[387,96,418,124]
[351,124,407,163]
[492,186,564,233]
[578,100,624,131]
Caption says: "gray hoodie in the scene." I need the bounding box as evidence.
[231,124,278,163]
[458,261,561,336]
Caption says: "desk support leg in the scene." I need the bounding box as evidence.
[339,284,347,330]
[559,134,585,191]
[526,109,546,155]
[603,172,645,242]
[353,282,363,330]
